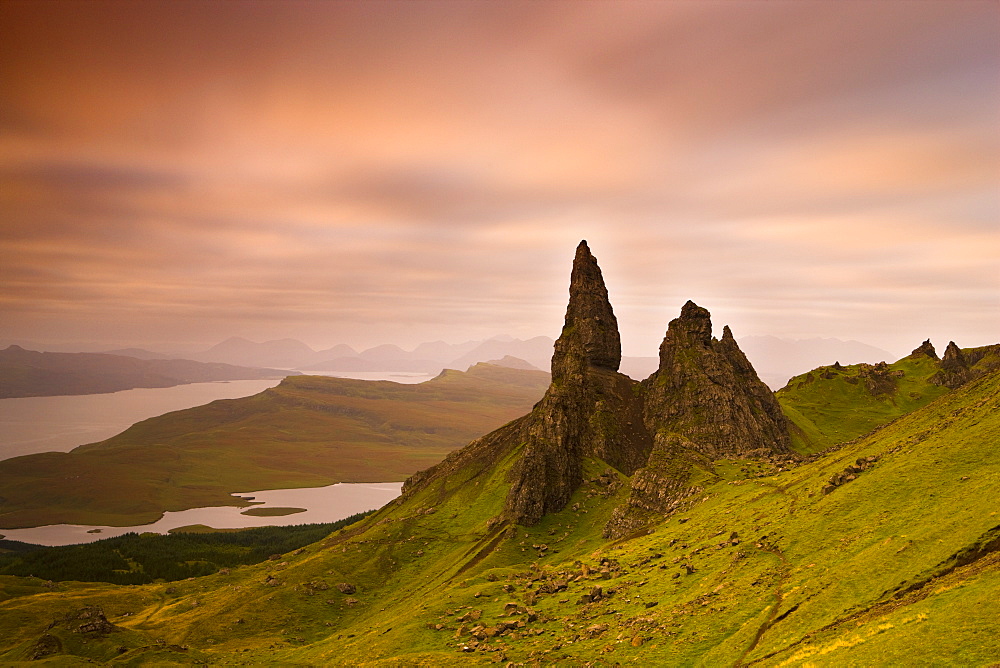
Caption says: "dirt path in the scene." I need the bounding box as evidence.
[733,539,791,667]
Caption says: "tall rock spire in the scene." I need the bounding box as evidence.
[551,240,622,380]
[504,241,650,526]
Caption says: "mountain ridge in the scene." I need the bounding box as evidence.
[0,346,296,399]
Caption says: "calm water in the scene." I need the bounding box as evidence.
[0,372,435,460]
[0,380,283,459]
[0,482,403,546]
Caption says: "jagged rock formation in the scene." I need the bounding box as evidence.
[933,341,972,389]
[910,339,938,360]
[403,241,792,530]
[642,301,793,460]
[603,434,709,538]
[503,241,652,526]
[605,301,794,537]
[551,241,621,377]
[930,341,1000,389]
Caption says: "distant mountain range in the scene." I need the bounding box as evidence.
[182,335,557,373]
[0,346,297,399]
[3,334,897,391]
[738,335,896,389]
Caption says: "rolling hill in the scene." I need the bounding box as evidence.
[0,364,549,529]
[0,242,994,665]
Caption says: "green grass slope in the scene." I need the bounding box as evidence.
[0,364,548,529]
[777,344,998,454]
[0,368,996,665]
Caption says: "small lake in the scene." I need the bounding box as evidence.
[0,482,403,546]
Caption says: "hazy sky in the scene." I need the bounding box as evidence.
[2,0,997,357]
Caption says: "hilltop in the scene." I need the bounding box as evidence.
[0,363,549,529]
[0,242,995,665]
[778,339,1000,454]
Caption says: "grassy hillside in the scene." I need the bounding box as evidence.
[0,368,996,665]
[777,344,999,454]
[0,364,548,529]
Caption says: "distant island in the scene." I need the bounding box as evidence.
[0,345,297,399]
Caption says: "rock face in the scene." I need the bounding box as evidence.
[928,342,1000,390]
[642,301,793,460]
[604,302,793,537]
[551,241,622,378]
[404,241,792,531]
[503,241,652,526]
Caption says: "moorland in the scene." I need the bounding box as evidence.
[0,242,996,665]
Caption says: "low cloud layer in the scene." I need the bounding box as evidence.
[1,1,997,356]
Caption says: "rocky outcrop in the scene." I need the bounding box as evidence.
[822,455,880,494]
[910,339,938,360]
[603,302,794,538]
[503,242,652,526]
[642,301,793,460]
[603,303,796,538]
[550,241,621,378]
[922,342,1000,390]
[603,434,708,538]
[932,341,972,389]
[856,361,903,396]
[404,242,793,531]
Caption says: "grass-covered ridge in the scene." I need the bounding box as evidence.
[0,367,996,665]
[776,344,999,454]
[0,363,548,529]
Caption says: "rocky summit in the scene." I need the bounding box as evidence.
[504,241,650,526]
[644,301,793,461]
[407,241,791,531]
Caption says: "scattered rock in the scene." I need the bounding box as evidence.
[30,633,60,660]
[586,623,609,637]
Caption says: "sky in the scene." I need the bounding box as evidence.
[1,0,997,358]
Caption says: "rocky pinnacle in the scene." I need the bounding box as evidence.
[644,300,793,460]
[408,242,793,531]
[504,241,649,526]
[551,240,622,380]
